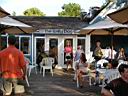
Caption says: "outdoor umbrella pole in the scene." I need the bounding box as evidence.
[110,28,114,63]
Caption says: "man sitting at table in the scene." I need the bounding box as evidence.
[101,64,128,96]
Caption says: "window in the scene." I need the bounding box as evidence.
[77,39,85,52]
[1,36,7,50]
[20,37,30,54]
[15,37,19,49]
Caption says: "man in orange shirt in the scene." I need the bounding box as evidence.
[0,35,26,95]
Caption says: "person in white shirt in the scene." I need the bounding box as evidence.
[107,46,117,62]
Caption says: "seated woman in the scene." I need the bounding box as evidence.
[116,48,126,64]
[76,53,90,88]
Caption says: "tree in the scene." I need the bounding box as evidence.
[58,3,81,17]
[12,11,16,16]
[23,7,45,16]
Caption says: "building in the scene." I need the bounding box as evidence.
[1,16,89,69]
[1,1,127,69]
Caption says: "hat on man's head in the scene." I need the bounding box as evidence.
[8,34,16,45]
[8,34,16,38]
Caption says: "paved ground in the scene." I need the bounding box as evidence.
[2,69,101,96]
[27,69,101,96]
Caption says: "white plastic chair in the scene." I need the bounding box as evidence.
[76,69,92,88]
[86,52,95,64]
[25,57,38,77]
[25,75,30,87]
[101,69,120,88]
[97,59,109,68]
[25,63,30,87]
[40,57,54,77]
[21,58,30,87]
[20,70,29,87]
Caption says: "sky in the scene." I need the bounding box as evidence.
[0,0,106,16]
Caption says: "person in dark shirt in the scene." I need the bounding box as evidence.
[101,64,128,96]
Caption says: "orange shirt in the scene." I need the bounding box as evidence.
[0,45,25,79]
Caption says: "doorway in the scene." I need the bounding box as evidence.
[49,38,58,68]
[77,37,86,53]
[64,39,73,67]
[35,37,45,67]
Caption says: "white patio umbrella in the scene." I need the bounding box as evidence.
[80,17,128,36]
[80,16,128,60]
[0,16,34,34]
[0,16,34,50]
[81,17,128,32]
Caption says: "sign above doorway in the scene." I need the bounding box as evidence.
[37,29,78,34]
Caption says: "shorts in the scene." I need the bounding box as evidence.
[1,78,25,95]
[66,55,71,59]
[80,71,88,75]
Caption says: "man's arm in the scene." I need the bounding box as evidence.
[101,88,113,96]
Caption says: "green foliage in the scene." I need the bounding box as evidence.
[12,11,16,16]
[23,7,45,16]
[58,3,81,17]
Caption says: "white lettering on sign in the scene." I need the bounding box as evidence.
[39,29,75,34]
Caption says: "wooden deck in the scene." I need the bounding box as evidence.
[1,69,101,96]
[26,69,101,96]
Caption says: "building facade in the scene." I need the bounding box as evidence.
[1,16,90,69]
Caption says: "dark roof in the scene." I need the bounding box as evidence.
[11,16,88,30]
